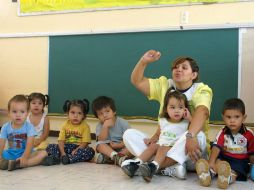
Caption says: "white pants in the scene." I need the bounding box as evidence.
[123,128,207,166]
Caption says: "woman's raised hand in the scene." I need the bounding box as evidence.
[140,50,161,64]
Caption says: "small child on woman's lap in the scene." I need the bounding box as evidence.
[27,92,50,150]
[42,99,95,165]
[196,98,254,189]
[121,88,191,182]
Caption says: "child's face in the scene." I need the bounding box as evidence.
[68,105,84,125]
[96,106,116,123]
[223,109,246,134]
[30,98,44,114]
[166,97,186,122]
[8,101,28,127]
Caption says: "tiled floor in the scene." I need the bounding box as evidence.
[0,162,253,190]
[0,137,253,190]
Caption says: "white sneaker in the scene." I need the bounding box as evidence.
[121,159,141,176]
[161,163,187,179]
[121,159,136,167]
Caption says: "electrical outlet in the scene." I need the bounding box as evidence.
[180,11,189,24]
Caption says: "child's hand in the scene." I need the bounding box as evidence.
[34,139,41,147]
[103,119,114,128]
[71,148,78,156]
[17,156,28,167]
[183,108,192,122]
[141,50,161,65]
[144,138,155,145]
[110,141,120,149]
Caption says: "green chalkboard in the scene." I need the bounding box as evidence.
[49,29,239,120]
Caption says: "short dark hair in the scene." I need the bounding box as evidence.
[222,98,245,115]
[63,99,89,119]
[160,88,189,119]
[171,56,199,82]
[92,96,116,118]
[8,94,29,111]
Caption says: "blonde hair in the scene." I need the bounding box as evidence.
[8,94,29,111]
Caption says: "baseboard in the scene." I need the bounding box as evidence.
[49,130,96,140]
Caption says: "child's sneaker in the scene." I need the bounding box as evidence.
[118,156,128,166]
[96,153,113,164]
[139,162,157,182]
[161,163,187,180]
[216,160,232,189]
[8,160,21,171]
[121,159,140,178]
[196,159,211,187]
[0,158,9,170]
[41,156,60,166]
[112,154,127,166]
[250,164,254,181]
[61,155,70,165]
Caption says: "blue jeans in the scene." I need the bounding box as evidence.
[251,164,254,181]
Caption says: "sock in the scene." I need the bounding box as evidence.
[151,161,160,170]
[210,168,216,178]
[110,151,117,159]
[134,158,143,164]
[229,171,237,184]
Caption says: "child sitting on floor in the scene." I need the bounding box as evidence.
[92,96,131,166]
[0,95,47,171]
[27,92,50,150]
[196,98,254,189]
[42,99,95,165]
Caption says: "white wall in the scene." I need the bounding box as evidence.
[1,1,254,35]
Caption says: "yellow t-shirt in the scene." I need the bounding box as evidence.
[148,76,213,150]
[58,120,91,144]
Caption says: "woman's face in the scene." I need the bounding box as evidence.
[172,60,197,84]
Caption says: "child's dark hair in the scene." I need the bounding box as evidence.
[28,93,49,112]
[171,57,199,82]
[8,94,30,111]
[160,88,189,119]
[92,96,116,118]
[222,98,245,115]
[63,99,89,119]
